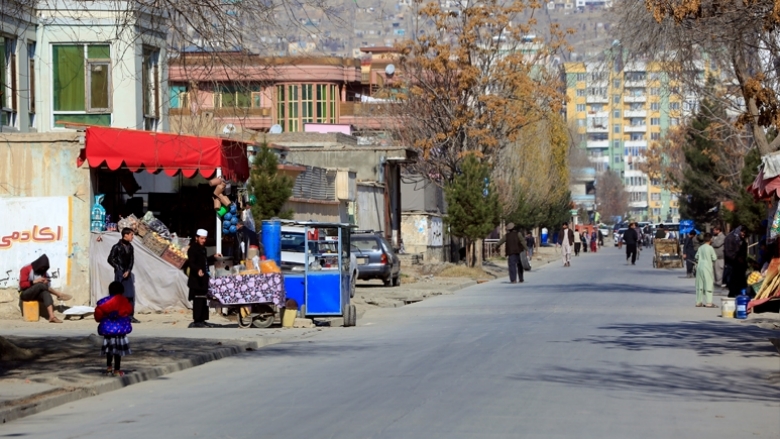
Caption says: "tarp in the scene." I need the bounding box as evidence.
[79,127,250,181]
[90,232,191,312]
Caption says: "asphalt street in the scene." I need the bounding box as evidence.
[2,246,779,438]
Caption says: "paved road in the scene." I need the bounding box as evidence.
[2,247,779,438]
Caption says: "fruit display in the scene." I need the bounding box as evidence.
[142,232,169,256]
[747,271,763,285]
[162,245,187,269]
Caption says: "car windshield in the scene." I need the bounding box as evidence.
[281,232,316,253]
[353,238,380,252]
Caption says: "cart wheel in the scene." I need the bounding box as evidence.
[237,306,252,329]
[652,257,657,268]
[252,304,275,329]
[344,304,357,327]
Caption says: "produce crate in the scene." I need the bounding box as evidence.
[161,246,187,269]
[142,232,168,256]
[136,221,151,238]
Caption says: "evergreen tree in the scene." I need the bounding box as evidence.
[726,147,766,232]
[248,143,294,221]
[444,155,501,267]
[679,99,722,224]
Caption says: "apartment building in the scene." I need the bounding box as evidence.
[565,60,695,222]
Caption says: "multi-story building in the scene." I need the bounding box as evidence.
[565,60,694,222]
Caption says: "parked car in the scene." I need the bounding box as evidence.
[613,228,628,246]
[280,226,359,298]
[351,232,401,286]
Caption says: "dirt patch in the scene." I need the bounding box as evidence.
[439,265,495,280]
[0,336,34,362]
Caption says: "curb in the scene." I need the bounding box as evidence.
[0,337,283,424]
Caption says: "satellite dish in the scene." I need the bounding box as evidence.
[385,64,395,76]
[222,124,236,134]
[269,124,283,134]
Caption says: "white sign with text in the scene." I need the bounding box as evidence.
[0,197,71,289]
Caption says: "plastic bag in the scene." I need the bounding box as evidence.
[260,259,281,274]
[770,202,780,243]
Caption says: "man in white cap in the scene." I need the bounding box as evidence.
[187,229,221,328]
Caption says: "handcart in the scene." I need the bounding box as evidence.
[652,238,684,269]
[208,271,286,328]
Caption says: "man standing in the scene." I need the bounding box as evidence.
[19,254,72,323]
[711,226,726,288]
[187,229,221,328]
[694,233,718,307]
[107,228,140,324]
[234,220,263,263]
[557,222,575,267]
[683,230,698,278]
[496,223,527,283]
[623,222,639,265]
[525,232,535,260]
[725,227,748,298]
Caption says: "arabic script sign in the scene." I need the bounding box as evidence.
[0,197,71,289]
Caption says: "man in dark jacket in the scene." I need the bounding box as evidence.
[496,223,528,283]
[187,229,221,328]
[623,222,640,265]
[725,227,747,297]
[107,228,140,323]
[234,221,263,263]
[683,230,697,277]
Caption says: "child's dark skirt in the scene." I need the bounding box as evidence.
[101,336,131,356]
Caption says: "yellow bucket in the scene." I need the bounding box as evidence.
[22,301,40,322]
[282,308,297,328]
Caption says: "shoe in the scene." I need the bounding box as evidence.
[113,370,125,377]
[131,317,141,324]
[49,317,63,323]
[518,280,524,283]
[103,367,114,376]
[203,322,218,328]
[510,281,517,284]
[189,322,206,328]
[57,294,73,301]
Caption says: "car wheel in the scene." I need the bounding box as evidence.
[383,277,391,286]
[392,275,401,287]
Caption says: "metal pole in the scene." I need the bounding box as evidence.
[216,168,222,255]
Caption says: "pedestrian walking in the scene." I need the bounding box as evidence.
[18,254,72,323]
[590,230,598,252]
[683,231,697,278]
[573,229,582,256]
[694,233,718,308]
[496,223,527,283]
[623,222,639,265]
[557,222,575,267]
[711,226,726,288]
[107,228,140,324]
[187,229,222,328]
[582,231,588,253]
[95,281,134,377]
[725,226,748,298]
[525,232,535,260]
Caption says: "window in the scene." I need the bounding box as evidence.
[613,124,620,134]
[576,89,586,97]
[651,193,661,201]
[651,118,660,126]
[591,104,603,112]
[613,140,620,149]
[650,87,659,96]
[577,119,586,127]
[576,73,586,81]
[651,132,660,140]
[613,79,621,89]
[650,102,660,111]
[27,41,35,128]
[670,102,680,110]
[614,154,621,163]
[652,208,661,216]
[613,95,620,104]
[169,84,188,109]
[1,36,17,128]
[576,104,585,112]
[276,83,337,132]
[142,47,160,122]
[613,110,620,118]
[52,44,112,127]
[670,117,680,126]
[649,72,660,80]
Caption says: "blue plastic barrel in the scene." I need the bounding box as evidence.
[735,289,749,319]
[541,228,549,245]
[261,220,282,265]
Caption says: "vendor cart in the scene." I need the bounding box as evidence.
[281,221,357,327]
[652,238,684,269]
[208,271,286,328]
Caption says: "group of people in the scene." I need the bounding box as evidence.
[683,226,749,307]
[557,222,604,267]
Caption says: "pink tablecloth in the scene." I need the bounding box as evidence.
[208,273,285,307]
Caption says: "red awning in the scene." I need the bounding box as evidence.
[79,127,250,181]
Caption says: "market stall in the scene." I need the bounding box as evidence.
[745,155,780,313]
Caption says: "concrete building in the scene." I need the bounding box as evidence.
[1,1,168,133]
[564,59,696,222]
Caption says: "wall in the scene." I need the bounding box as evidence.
[283,199,345,223]
[0,132,91,311]
[356,183,384,232]
[400,213,446,263]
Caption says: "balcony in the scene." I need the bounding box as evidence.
[586,95,609,104]
[629,201,649,208]
[586,140,609,148]
[586,126,609,134]
[624,80,647,88]
[623,110,647,118]
[168,107,271,117]
[626,185,648,193]
[625,140,648,148]
[624,95,647,103]
[624,125,647,133]
[339,102,393,116]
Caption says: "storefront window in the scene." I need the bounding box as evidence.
[276,83,338,131]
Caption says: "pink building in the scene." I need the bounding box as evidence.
[168,51,400,134]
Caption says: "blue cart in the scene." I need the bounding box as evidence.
[280,222,357,327]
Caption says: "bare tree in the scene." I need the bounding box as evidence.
[595,169,627,221]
